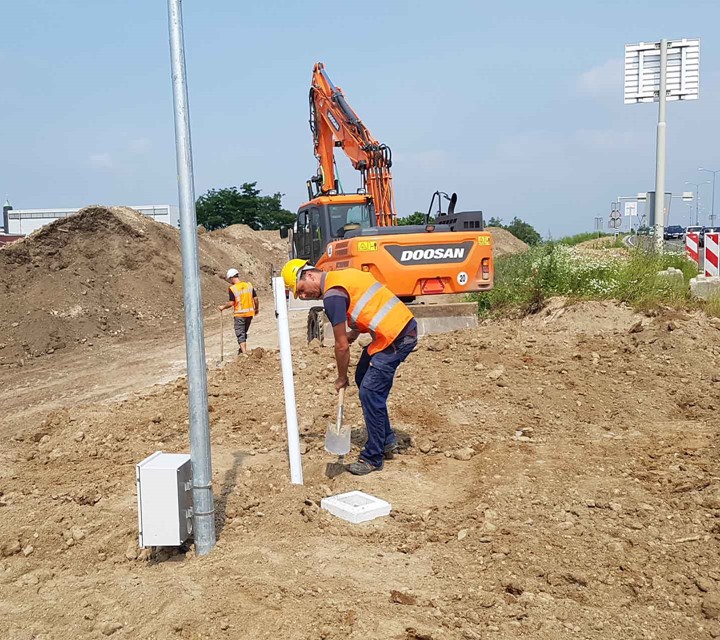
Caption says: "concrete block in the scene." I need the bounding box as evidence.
[690,275,720,301]
[657,267,685,285]
[412,302,479,335]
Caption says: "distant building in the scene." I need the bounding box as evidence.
[5,204,180,236]
[1,199,23,244]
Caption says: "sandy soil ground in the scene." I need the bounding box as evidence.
[0,292,298,434]
[1,298,719,640]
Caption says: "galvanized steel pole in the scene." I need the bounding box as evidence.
[653,39,668,252]
[167,0,216,556]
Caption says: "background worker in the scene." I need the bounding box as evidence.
[282,259,416,475]
[218,268,258,355]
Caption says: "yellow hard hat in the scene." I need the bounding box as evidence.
[281,259,309,297]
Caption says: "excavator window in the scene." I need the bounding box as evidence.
[295,208,324,263]
[310,208,323,260]
[296,210,311,260]
[328,203,373,238]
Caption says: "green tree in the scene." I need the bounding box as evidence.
[196,183,295,231]
[397,211,435,225]
[487,216,503,227]
[504,216,542,246]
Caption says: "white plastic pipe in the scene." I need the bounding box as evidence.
[272,277,304,485]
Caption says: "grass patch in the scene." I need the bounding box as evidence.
[555,232,627,249]
[556,231,609,246]
[705,294,720,318]
[471,243,701,317]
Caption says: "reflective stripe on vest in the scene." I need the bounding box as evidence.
[230,282,255,317]
[324,269,413,355]
[350,282,382,324]
[368,296,400,332]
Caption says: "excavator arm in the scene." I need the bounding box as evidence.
[309,63,396,227]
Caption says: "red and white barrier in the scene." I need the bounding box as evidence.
[705,232,719,277]
[686,232,700,265]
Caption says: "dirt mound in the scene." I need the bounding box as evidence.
[208,223,289,283]
[0,207,279,365]
[487,226,529,257]
[2,300,719,638]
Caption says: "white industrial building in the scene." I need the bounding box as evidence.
[4,204,180,236]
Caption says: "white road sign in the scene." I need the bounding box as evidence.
[624,201,638,217]
[624,39,700,104]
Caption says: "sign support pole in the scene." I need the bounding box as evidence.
[653,39,668,253]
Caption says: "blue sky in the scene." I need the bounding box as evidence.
[2,0,719,235]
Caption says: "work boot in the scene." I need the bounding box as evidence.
[383,443,399,460]
[384,438,412,459]
[346,459,383,476]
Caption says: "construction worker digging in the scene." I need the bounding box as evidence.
[282,259,417,475]
[218,268,259,355]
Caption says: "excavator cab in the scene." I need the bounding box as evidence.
[291,194,375,262]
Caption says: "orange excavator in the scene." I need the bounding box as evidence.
[286,63,494,340]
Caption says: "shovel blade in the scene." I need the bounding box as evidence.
[324,461,347,478]
[324,423,351,455]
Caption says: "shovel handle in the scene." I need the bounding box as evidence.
[335,386,345,432]
[219,309,224,362]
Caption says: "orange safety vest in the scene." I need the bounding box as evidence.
[323,269,413,355]
[229,281,255,318]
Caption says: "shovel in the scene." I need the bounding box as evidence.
[324,387,350,478]
[218,310,224,365]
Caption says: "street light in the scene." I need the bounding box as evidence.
[699,168,720,227]
[685,181,710,225]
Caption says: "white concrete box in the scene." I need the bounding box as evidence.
[136,452,193,548]
[321,490,391,524]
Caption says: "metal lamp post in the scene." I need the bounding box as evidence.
[167,0,216,557]
[699,168,719,226]
[685,181,710,225]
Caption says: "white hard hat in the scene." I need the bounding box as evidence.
[226,268,239,279]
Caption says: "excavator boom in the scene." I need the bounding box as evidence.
[309,63,396,226]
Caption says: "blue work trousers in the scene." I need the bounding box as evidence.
[355,334,417,467]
